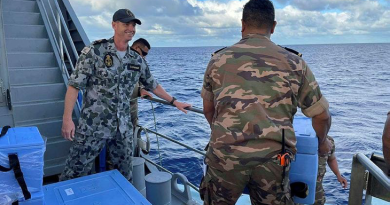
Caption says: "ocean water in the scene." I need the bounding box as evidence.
[137,43,390,204]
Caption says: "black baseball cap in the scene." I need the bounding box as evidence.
[113,9,141,25]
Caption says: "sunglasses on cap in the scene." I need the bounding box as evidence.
[136,46,148,57]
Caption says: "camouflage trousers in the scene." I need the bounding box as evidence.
[200,160,293,205]
[313,171,326,205]
[295,170,326,205]
[59,131,133,181]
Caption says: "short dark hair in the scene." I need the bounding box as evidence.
[133,38,151,49]
[242,0,275,30]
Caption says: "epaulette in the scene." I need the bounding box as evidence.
[280,46,302,57]
[211,47,227,57]
[92,39,108,45]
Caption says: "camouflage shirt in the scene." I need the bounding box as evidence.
[68,37,158,139]
[201,34,329,171]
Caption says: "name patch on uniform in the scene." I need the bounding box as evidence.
[127,64,140,71]
[104,54,113,68]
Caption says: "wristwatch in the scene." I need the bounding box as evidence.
[170,97,177,105]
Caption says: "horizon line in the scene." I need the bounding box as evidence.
[151,41,390,48]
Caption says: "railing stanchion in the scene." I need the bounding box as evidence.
[348,154,366,205]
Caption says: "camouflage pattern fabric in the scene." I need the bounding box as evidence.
[314,136,335,205]
[59,132,133,181]
[105,84,139,171]
[200,34,328,203]
[200,154,293,205]
[61,37,158,180]
[68,37,158,138]
[130,83,140,127]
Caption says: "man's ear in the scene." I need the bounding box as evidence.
[112,21,116,30]
[270,21,277,34]
[241,19,245,33]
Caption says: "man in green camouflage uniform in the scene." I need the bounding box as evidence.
[60,9,190,181]
[129,38,153,128]
[200,0,332,204]
[314,136,347,205]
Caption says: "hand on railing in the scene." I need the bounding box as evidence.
[143,97,203,114]
[173,101,192,114]
[140,89,153,98]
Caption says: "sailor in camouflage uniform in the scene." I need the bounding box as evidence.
[314,136,347,205]
[200,0,332,204]
[60,9,190,181]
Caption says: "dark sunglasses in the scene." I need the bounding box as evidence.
[137,46,148,56]
[140,49,148,56]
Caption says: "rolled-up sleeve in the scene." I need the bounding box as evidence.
[298,63,329,118]
[139,61,158,91]
[328,136,336,159]
[201,60,215,101]
[68,46,94,90]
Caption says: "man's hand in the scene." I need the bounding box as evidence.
[140,89,152,98]
[318,138,332,156]
[173,101,192,114]
[337,175,348,189]
[62,118,75,141]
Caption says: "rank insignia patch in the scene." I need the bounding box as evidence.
[104,54,113,67]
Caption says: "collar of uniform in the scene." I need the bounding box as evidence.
[107,37,134,58]
[243,33,271,41]
[127,46,137,58]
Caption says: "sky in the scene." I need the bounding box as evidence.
[68,0,390,47]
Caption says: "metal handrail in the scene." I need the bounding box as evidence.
[44,0,76,73]
[51,0,79,60]
[37,0,81,111]
[349,153,390,205]
[138,97,207,193]
[145,97,204,114]
[144,127,206,156]
[140,97,206,155]
[37,0,65,72]
[142,157,200,192]
[141,97,206,157]
[357,153,390,190]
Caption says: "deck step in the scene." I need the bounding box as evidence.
[10,83,66,103]
[7,52,57,68]
[0,107,13,127]
[2,0,39,13]
[0,106,11,116]
[9,67,63,86]
[44,157,68,177]
[4,24,47,38]
[0,115,13,127]
[6,38,52,52]
[12,100,64,123]
[2,11,43,25]
[16,117,64,138]
[46,136,72,160]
